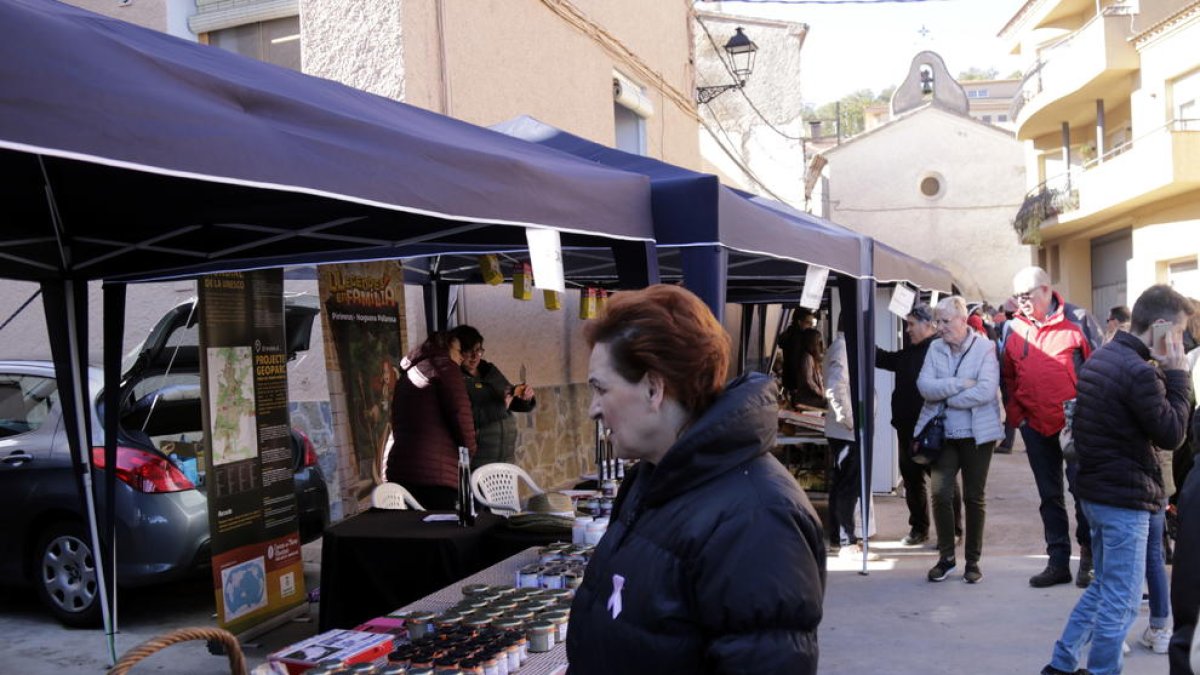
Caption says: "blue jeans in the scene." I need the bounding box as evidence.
[1049,500,1149,675]
[1146,504,1169,628]
[1021,425,1091,568]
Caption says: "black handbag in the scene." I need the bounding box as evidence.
[912,408,945,466]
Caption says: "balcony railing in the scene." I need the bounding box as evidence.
[1013,118,1200,242]
[1009,8,1137,127]
[1012,179,1078,245]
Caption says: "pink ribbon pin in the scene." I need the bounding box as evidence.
[607,574,625,619]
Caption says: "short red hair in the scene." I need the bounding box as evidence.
[583,284,730,415]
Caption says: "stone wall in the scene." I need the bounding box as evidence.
[513,382,596,491]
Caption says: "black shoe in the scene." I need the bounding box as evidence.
[963,562,982,584]
[1029,565,1072,588]
[900,531,928,546]
[995,444,1013,454]
[927,558,956,582]
[1076,552,1093,588]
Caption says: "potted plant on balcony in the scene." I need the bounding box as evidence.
[1079,142,1097,163]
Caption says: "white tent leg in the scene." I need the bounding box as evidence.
[62,281,117,664]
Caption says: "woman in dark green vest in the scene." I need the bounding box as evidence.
[450,325,536,469]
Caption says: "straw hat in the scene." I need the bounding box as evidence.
[524,492,575,517]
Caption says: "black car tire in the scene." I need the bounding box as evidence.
[33,521,103,628]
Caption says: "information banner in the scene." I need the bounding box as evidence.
[318,261,406,517]
[198,270,305,634]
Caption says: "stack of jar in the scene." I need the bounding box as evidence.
[517,544,593,587]
[382,572,584,674]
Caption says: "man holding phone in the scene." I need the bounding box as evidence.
[1042,284,1194,675]
[1003,266,1103,588]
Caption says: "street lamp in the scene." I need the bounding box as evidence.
[697,27,758,105]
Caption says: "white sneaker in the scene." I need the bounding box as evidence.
[1123,641,1130,655]
[838,543,881,561]
[1140,626,1171,654]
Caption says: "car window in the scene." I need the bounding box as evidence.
[0,375,59,438]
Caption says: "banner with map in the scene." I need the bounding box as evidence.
[198,269,306,634]
[318,260,406,518]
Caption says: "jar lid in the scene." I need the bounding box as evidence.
[462,583,491,596]
[408,610,436,621]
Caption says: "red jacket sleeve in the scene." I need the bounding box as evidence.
[1001,335,1024,427]
[433,356,478,455]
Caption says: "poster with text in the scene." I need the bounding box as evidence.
[198,270,305,634]
[318,261,406,516]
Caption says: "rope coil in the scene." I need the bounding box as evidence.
[107,626,247,675]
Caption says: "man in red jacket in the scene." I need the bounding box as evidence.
[1002,266,1103,588]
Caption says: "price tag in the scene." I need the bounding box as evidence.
[888,284,916,318]
[800,265,829,310]
[526,228,565,293]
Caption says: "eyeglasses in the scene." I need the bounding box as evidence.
[1014,289,1039,302]
[467,347,485,357]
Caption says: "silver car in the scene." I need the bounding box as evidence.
[0,299,329,626]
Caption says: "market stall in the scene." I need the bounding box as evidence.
[0,0,662,654]
[493,116,956,566]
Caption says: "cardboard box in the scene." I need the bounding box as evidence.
[268,629,394,674]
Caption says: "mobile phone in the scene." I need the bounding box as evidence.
[1151,322,1172,348]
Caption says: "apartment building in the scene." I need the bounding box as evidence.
[1003,0,1200,312]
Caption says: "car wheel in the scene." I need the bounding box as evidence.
[33,522,103,627]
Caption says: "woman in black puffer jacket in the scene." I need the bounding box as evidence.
[567,285,826,674]
[450,325,536,469]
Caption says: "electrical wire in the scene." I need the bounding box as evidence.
[699,0,956,5]
[700,105,798,207]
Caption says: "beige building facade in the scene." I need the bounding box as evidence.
[1003,0,1200,313]
[817,52,1031,305]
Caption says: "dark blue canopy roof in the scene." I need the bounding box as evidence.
[492,116,866,281]
[0,0,656,283]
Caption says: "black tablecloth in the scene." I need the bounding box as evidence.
[318,510,566,631]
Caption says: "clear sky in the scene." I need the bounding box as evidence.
[703,0,1028,105]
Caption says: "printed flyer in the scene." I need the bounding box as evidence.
[198,269,306,634]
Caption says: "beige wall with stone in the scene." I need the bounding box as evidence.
[301,0,701,168]
[299,0,402,99]
[823,107,1031,304]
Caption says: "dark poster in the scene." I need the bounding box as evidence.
[319,261,405,514]
[198,269,305,634]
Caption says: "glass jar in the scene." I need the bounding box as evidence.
[407,611,436,640]
[528,620,556,653]
[540,610,569,642]
[515,564,542,589]
[433,614,463,634]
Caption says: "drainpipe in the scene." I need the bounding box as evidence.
[1095,99,1106,161]
[436,0,452,115]
[1061,122,1071,190]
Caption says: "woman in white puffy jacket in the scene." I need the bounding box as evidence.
[915,296,1003,585]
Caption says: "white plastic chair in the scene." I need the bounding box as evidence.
[471,463,543,515]
[371,482,425,511]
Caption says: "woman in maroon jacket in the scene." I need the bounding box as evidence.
[385,332,477,509]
